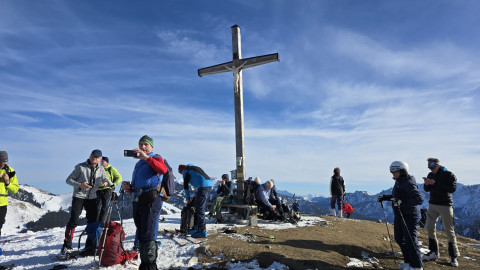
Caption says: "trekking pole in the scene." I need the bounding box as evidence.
[95,199,114,268]
[379,201,397,265]
[395,201,419,254]
[120,189,125,227]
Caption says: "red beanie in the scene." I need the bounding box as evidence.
[178,164,187,173]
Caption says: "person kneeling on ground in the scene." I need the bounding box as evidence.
[208,174,231,223]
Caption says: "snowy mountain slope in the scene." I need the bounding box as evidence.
[3,198,46,235]
[11,184,72,212]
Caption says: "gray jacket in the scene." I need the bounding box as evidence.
[66,160,112,199]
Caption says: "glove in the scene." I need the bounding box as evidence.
[391,198,402,207]
[377,194,392,202]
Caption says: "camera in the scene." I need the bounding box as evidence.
[124,150,138,157]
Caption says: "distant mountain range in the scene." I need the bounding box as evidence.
[8,182,480,241]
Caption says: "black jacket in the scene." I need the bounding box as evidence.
[392,175,424,216]
[330,174,345,196]
[424,166,457,206]
[216,182,230,197]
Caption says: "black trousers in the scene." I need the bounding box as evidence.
[96,189,113,222]
[0,205,6,236]
[67,197,98,228]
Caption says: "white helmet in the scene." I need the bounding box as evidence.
[390,161,409,174]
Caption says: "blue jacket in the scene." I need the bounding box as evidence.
[256,183,272,207]
[131,153,167,196]
[392,175,424,216]
[183,164,212,200]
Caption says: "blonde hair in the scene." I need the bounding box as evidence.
[254,177,261,185]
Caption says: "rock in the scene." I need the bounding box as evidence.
[187,256,198,266]
[194,245,211,256]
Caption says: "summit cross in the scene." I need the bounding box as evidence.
[198,25,279,203]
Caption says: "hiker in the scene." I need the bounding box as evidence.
[330,167,345,217]
[0,151,20,237]
[422,157,459,267]
[342,202,354,218]
[208,174,231,223]
[121,135,168,270]
[178,164,212,238]
[61,149,112,255]
[97,156,122,222]
[292,199,300,213]
[255,180,278,219]
[377,161,423,270]
[269,179,283,215]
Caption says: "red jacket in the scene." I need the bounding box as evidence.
[342,202,354,214]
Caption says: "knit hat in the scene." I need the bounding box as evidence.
[178,164,187,173]
[222,174,229,181]
[91,149,102,158]
[102,156,109,163]
[139,135,154,147]
[0,151,8,163]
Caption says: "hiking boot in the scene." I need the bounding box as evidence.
[450,257,458,267]
[191,230,207,238]
[398,262,409,270]
[60,241,72,255]
[188,228,197,235]
[79,248,95,257]
[422,251,438,261]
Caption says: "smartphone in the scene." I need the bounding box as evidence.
[422,177,428,180]
[124,150,138,157]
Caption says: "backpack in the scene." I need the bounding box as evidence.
[158,159,176,201]
[180,205,196,234]
[98,221,138,266]
[78,222,103,252]
[243,180,259,205]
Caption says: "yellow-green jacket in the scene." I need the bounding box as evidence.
[1,165,20,206]
[97,164,122,191]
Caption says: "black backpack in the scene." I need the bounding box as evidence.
[243,180,259,205]
[158,159,176,201]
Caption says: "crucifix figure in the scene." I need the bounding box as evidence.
[198,25,279,204]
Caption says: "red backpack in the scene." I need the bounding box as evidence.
[97,221,138,266]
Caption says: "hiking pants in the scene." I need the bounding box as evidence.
[425,203,459,257]
[194,187,211,231]
[394,211,422,268]
[209,196,231,219]
[133,200,163,247]
[67,197,98,228]
[96,188,112,223]
[330,194,343,212]
[0,205,6,236]
[133,196,163,243]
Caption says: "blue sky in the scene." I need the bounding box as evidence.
[2,0,479,196]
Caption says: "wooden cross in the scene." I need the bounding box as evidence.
[198,25,279,203]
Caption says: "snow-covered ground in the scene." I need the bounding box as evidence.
[0,208,325,269]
